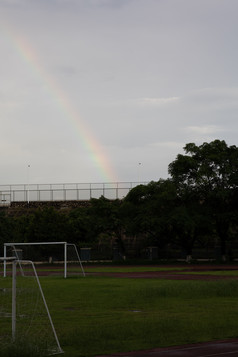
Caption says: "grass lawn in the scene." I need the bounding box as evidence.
[1,269,238,356]
[45,276,238,356]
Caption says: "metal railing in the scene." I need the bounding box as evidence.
[0,182,148,205]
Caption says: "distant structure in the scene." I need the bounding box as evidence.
[0,181,148,207]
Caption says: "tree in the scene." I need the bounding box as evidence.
[167,198,211,262]
[0,211,14,251]
[26,207,71,243]
[68,206,92,244]
[124,180,179,252]
[124,179,211,261]
[88,197,126,256]
[168,139,238,261]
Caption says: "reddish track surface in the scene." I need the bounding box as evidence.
[85,264,238,280]
[95,339,238,357]
[19,263,238,280]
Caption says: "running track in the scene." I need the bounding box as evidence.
[95,339,238,357]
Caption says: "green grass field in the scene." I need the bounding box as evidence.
[1,267,238,356]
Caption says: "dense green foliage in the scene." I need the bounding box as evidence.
[168,140,238,260]
[1,139,238,261]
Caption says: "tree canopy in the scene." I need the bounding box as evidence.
[1,139,238,262]
[168,139,238,260]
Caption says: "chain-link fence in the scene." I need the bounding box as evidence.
[0,181,148,205]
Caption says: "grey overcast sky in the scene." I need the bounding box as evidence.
[0,0,238,184]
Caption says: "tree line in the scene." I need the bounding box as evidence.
[1,139,238,262]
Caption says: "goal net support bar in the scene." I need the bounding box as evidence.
[0,257,63,355]
[3,241,85,278]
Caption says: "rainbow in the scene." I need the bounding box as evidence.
[3,24,118,182]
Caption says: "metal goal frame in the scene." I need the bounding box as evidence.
[0,257,64,354]
[3,241,85,278]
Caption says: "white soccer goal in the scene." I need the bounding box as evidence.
[0,257,63,355]
[3,242,85,278]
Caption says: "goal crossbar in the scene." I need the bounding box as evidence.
[3,242,85,278]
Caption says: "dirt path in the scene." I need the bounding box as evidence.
[95,339,238,357]
[85,264,238,280]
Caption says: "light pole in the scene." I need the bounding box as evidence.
[27,164,30,204]
[138,162,142,183]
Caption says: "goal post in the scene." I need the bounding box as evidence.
[67,243,85,278]
[0,257,63,355]
[3,241,85,278]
